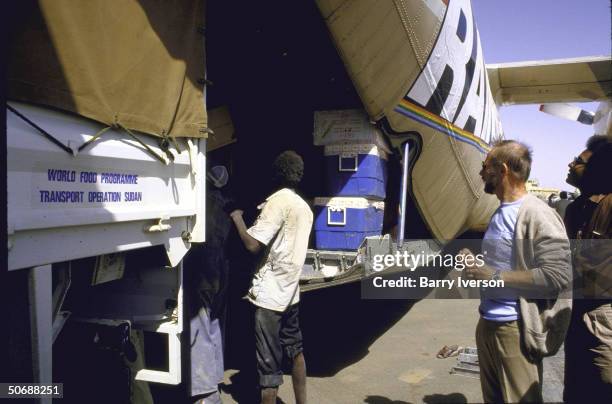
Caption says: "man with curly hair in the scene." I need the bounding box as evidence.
[563,135,612,402]
[230,150,313,404]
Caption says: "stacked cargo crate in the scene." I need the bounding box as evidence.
[312,109,391,251]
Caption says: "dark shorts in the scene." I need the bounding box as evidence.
[254,304,303,388]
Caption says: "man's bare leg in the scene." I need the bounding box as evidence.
[261,387,278,404]
[292,352,307,404]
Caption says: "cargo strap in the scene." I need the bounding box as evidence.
[78,121,169,165]
[158,131,185,163]
[7,104,74,155]
[164,133,182,154]
[117,123,168,165]
[10,104,170,165]
[77,126,112,152]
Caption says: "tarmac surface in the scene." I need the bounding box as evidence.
[151,280,564,403]
[216,281,565,403]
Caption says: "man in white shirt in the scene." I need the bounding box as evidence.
[230,151,313,404]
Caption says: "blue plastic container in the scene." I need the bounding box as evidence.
[314,197,385,251]
[324,143,388,200]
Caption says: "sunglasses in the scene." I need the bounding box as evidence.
[571,156,587,166]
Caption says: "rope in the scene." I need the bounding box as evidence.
[158,132,175,162]
[8,104,170,164]
[77,125,112,152]
[169,136,182,153]
[7,104,74,155]
[117,123,168,165]
[80,120,171,165]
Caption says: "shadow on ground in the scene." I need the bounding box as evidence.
[422,393,469,403]
[219,280,418,402]
[300,282,417,377]
[364,395,413,404]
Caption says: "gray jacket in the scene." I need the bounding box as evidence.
[513,194,572,361]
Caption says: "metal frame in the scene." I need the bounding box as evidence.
[307,249,358,274]
[134,261,184,385]
[133,331,182,385]
[28,265,53,404]
[397,142,410,248]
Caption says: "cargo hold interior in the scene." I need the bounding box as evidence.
[205,1,432,242]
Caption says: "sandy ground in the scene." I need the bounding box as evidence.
[152,281,564,403]
[220,296,484,403]
[217,281,564,404]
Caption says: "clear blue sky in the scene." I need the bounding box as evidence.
[472,0,611,191]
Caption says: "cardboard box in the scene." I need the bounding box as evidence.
[206,106,236,151]
[313,109,391,152]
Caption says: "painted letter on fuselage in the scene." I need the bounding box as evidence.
[402,0,502,146]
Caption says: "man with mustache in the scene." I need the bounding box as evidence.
[460,140,572,403]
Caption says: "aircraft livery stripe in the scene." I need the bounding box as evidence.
[394,99,491,153]
[396,107,487,153]
[398,99,489,148]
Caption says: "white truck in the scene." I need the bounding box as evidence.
[6,1,209,400]
[7,100,206,387]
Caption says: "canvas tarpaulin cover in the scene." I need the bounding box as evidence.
[8,0,207,139]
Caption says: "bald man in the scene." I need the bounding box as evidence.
[460,140,572,403]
